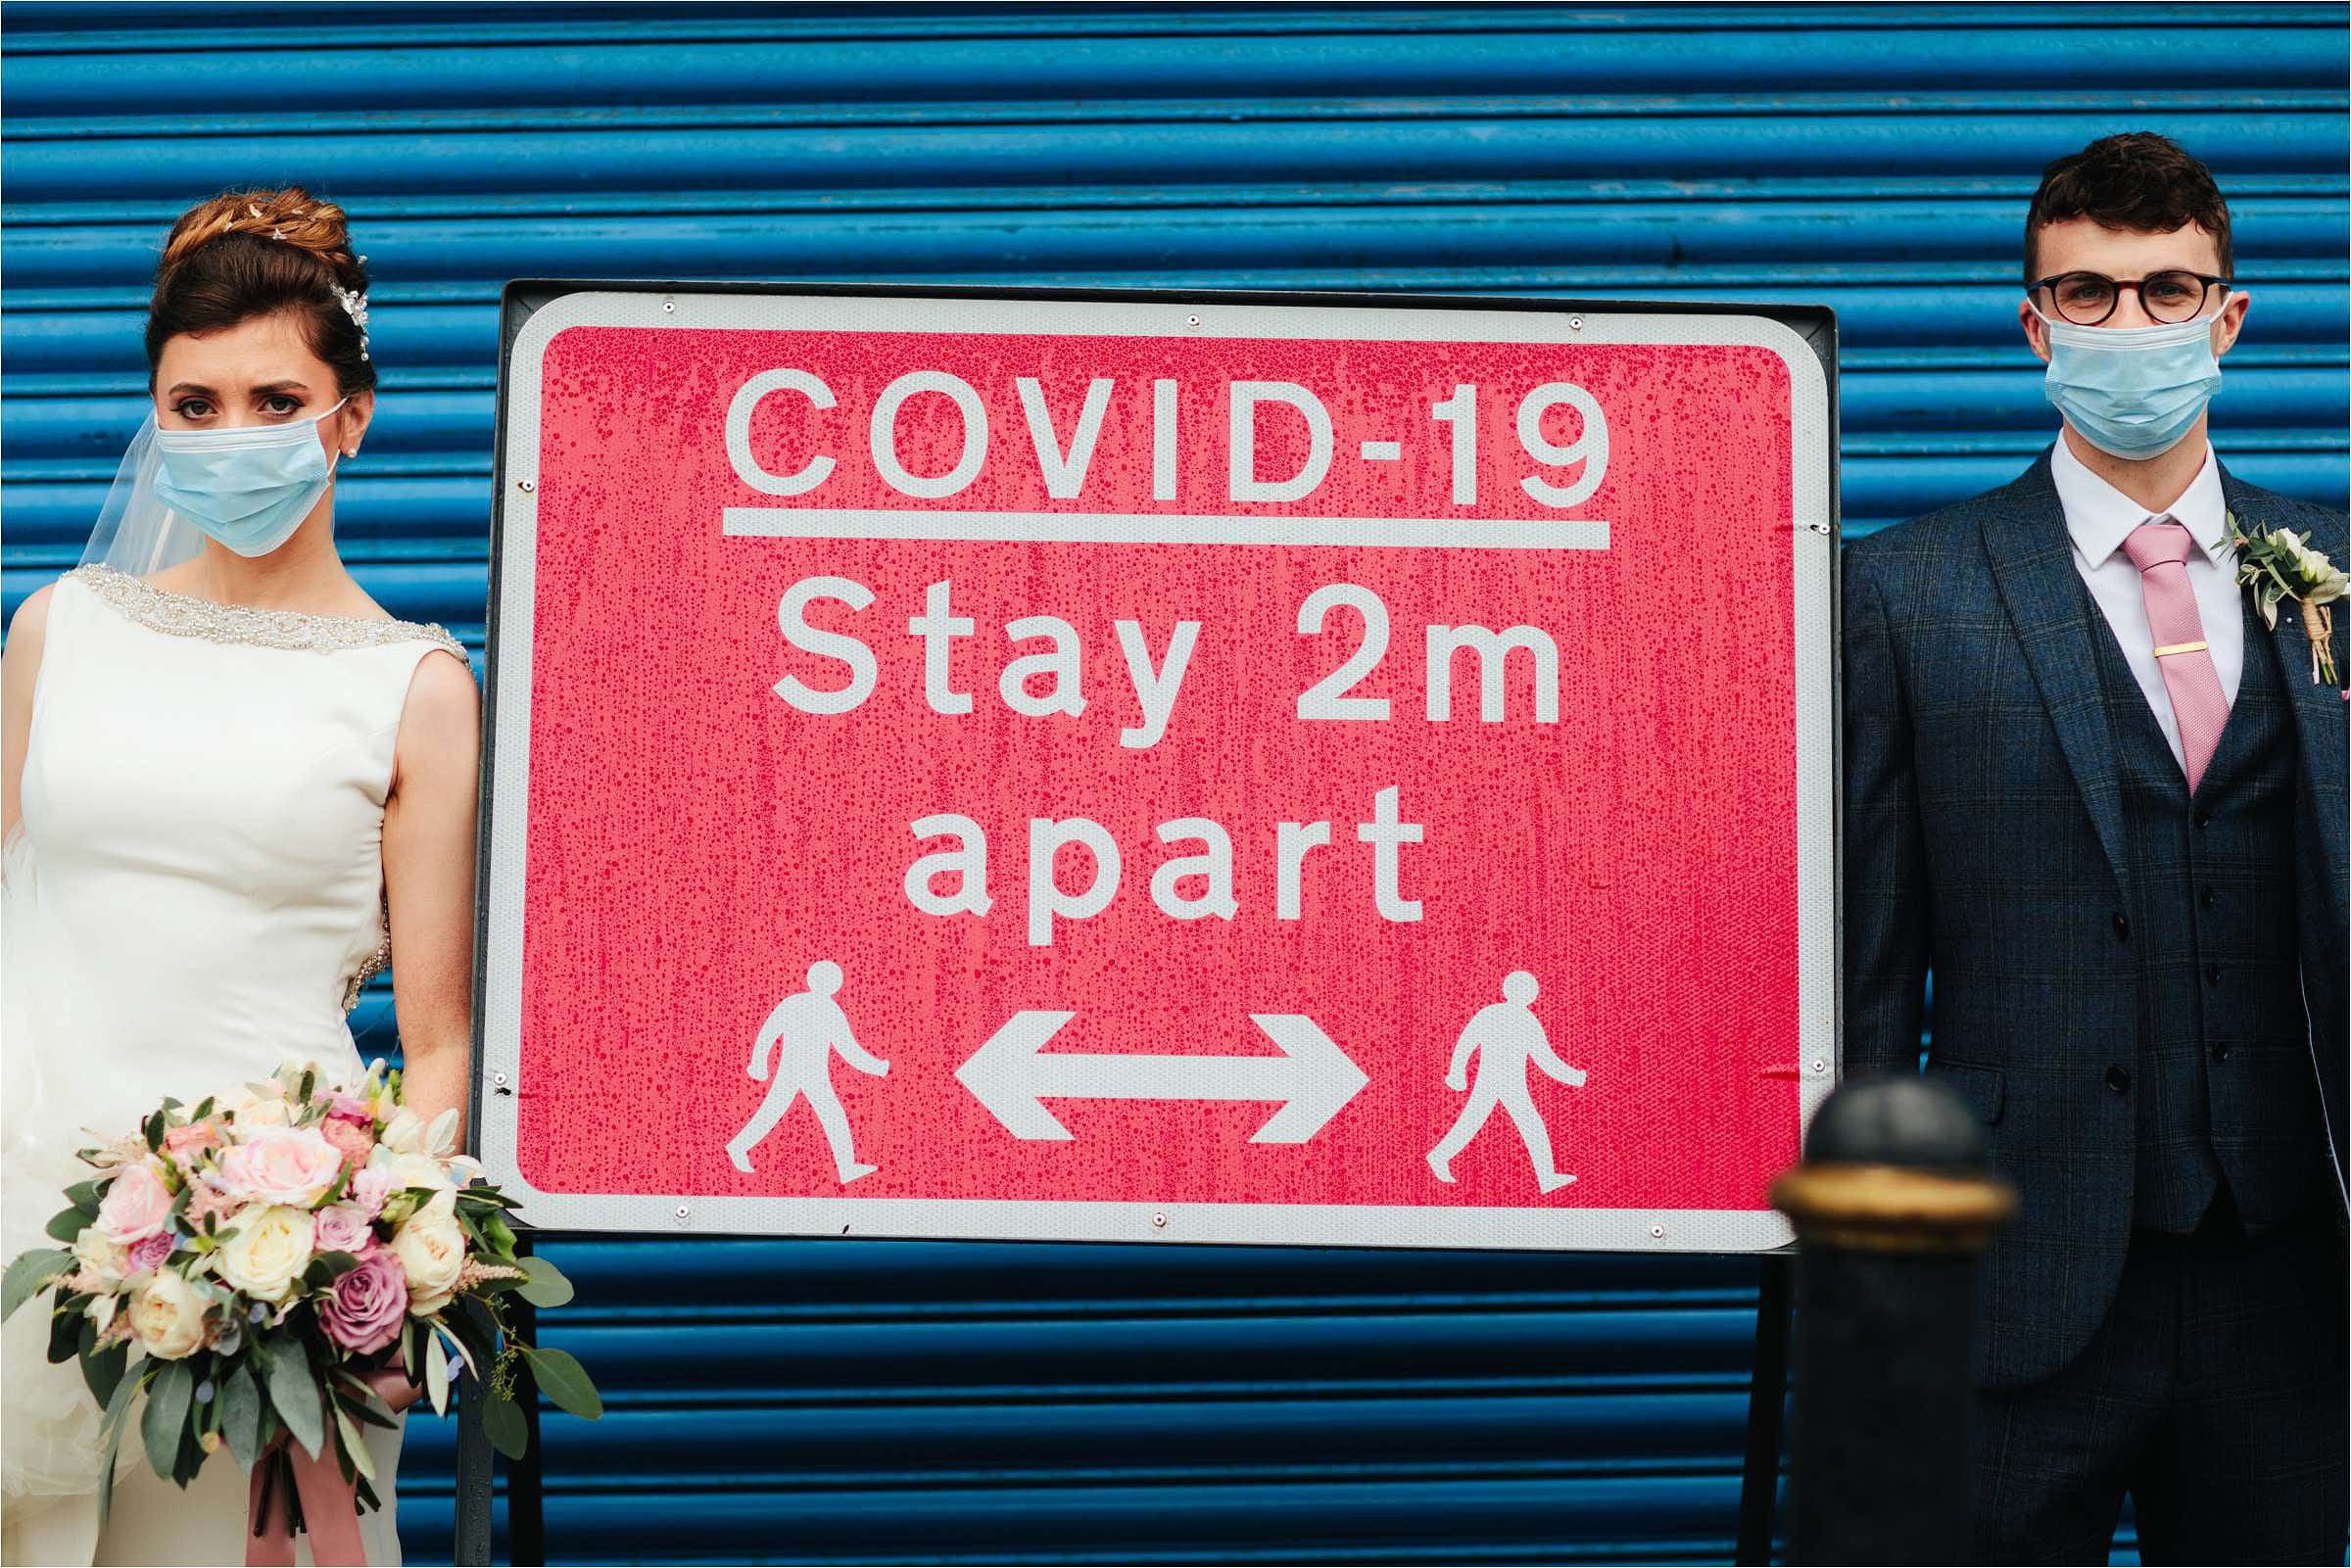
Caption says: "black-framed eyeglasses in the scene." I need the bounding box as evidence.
[2028,269,2233,326]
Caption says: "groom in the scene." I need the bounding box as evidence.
[1843,132,2348,1561]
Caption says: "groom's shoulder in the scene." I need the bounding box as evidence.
[1845,455,2048,599]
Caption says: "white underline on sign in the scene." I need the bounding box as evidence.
[721,508,1610,550]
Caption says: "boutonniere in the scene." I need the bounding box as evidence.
[2228,510,2346,685]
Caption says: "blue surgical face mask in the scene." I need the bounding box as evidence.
[152,397,349,556]
[2033,306,2223,460]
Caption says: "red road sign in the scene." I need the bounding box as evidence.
[481,287,1834,1251]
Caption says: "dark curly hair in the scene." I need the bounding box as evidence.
[2024,132,2232,285]
[144,186,376,399]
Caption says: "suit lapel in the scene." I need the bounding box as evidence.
[1981,450,2135,906]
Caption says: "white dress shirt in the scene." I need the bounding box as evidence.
[2049,432,2242,777]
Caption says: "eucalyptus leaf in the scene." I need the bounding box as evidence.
[518,1347,602,1421]
[303,1251,360,1288]
[264,1335,326,1458]
[515,1255,575,1309]
[48,1296,84,1363]
[64,1180,105,1217]
[141,1359,195,1481]
[1,1249,72,1321]
[81,1340,129,1411]
[343,1387,399,1431]
[481,1389,529,1460]
[43,1209,85,1244]
[95,1363,145,1531]
[333,1404,377,1484]
[221,1366,262,1471]
[426,1337,452,1415]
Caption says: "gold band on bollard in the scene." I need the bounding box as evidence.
[1770,1163,2016,1254]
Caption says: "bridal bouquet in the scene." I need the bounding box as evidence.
[1,1059,599,1533]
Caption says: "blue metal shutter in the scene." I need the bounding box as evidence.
[4,6,2342,1562]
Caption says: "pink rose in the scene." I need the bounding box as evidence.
[319,1251,408,1356]
[347,1165,396,1219]
[319,1117,375,1171]
[216,1127,345,1207]
[162,1117,225,1169]
[313,1204,375,1256]
[124,1231,173,1276]
[94,1161,172,1245]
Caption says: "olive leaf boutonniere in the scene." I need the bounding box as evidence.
[2229,511,2346,686]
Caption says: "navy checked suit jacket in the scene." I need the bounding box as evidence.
[1842,446,2349,1391]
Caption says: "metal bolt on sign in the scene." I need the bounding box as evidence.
[1570,316,1585,329]
[516,479,534,494]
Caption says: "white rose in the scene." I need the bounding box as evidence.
[127,1269,206,1360]
[372,1149,452,1193]
[389,1210,466,1315]
[377,1110,427,1155]
[214,1205,314,1304]
[228,1089,290,1129]
[72,1226,129,1290]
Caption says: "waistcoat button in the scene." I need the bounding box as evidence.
[2112,912,2131,940]
[2211,1043,2232,1062]
[2198,885,2217,909]
[2205,964,2223,986]
[2106,1065,2131,1093]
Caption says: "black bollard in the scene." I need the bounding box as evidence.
[1770,1076,2014,1565]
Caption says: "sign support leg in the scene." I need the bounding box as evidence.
[1735,1253,1793,1565]
[510,1232,548,1565]
[455,1367,495,1565]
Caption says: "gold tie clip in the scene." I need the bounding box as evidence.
[2152,641,2209,658]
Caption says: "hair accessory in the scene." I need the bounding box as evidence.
[330,283,372,360]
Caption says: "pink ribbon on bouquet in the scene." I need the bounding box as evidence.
[245,1441,367,1567]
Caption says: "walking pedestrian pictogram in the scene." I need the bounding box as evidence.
[726,960,890,1184]
[1427,971,1587,1193]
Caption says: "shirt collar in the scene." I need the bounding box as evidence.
[2049,431,2229,569]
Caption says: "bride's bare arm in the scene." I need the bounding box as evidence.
[382,646,483,1134]
[1,584,53,844]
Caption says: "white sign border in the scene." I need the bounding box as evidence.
[481,288,1837,1254]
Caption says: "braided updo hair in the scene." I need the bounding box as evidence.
[145,186,376,399]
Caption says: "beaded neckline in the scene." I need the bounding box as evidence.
[69,564,465,660]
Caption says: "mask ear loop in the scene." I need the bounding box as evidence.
[324,396,356,480]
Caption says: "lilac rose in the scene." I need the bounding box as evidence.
[124,1231,173,1276]
[313,1203,376,1257]
[319,1250,408,1355]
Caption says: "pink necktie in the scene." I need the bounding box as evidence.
[2122,518,2230,794]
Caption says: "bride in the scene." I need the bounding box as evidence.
[0,188,479,1565]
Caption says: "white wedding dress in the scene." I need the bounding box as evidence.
[2,564,469,1566]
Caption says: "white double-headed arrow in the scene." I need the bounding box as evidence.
[957,1012,1370,1144]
